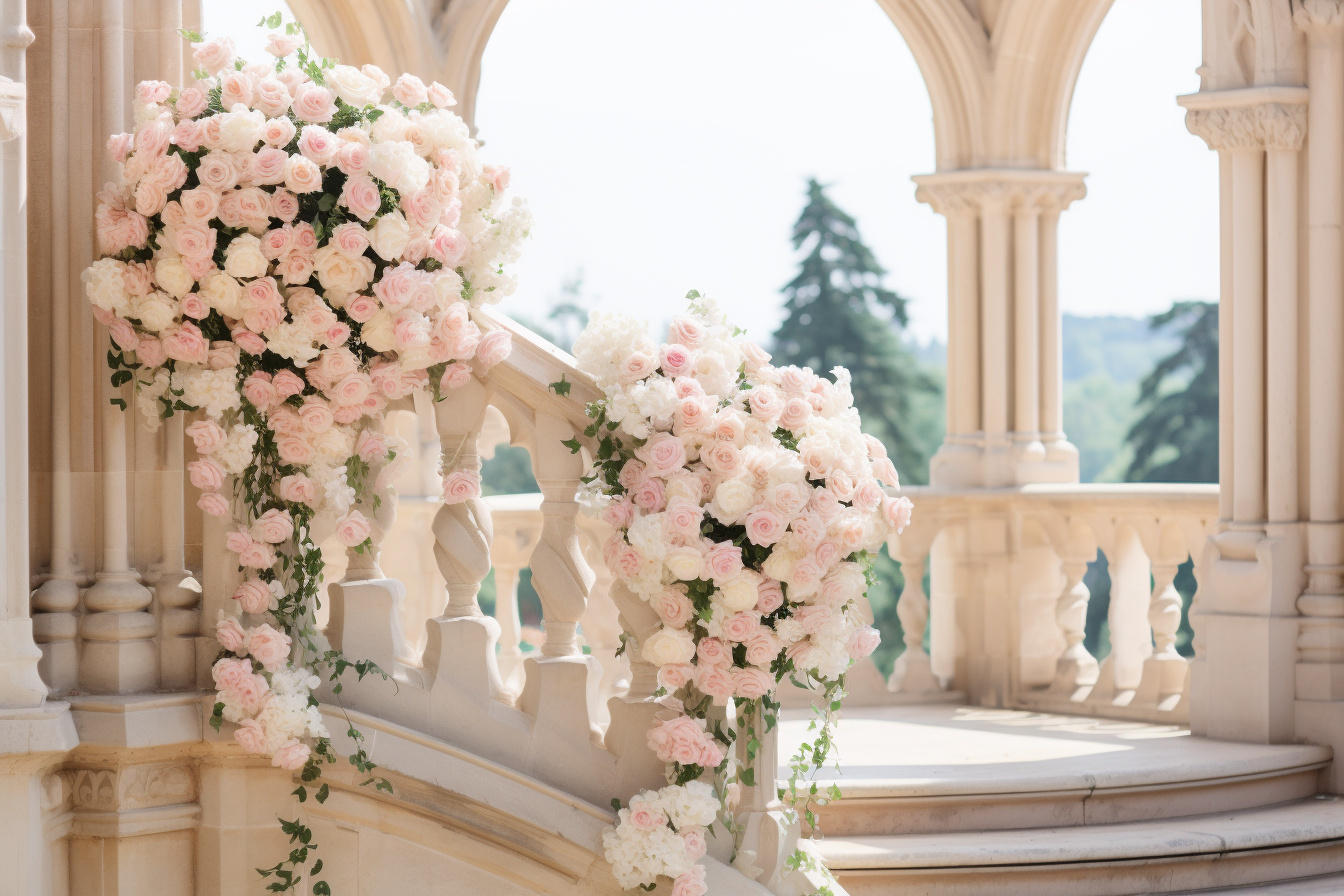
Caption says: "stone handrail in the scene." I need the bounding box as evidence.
[882,483,1220,723]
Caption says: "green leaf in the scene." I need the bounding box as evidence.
[315,783,329,804]
[610,797,622,813]
[560,438,581,454]
[109,398,127,411]
[549,376,571,397]
[267,11,283,28]
[292,786,307,803]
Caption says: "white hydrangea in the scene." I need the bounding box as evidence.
[173,367,241,418]
[215,424,259,475]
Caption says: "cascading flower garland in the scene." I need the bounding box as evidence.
[84,14,528,892]
[572,294,912,894]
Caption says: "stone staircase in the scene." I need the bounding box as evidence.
[780,704,1344,895]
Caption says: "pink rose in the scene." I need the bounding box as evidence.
[238,540,278,569]
[696,637,730,668]
[745,628,781,666]
[233,718,268,754]
[292,83,336,123]
[251,146,288,185]
[638,432,687,478]
[848,626,881,659]
[744,506,785,547]
[392,73,428,107]
[427,81,455,108]
[298,399,334,432]
[680,829,708,862]
[658,663,694,691]
[106,132,133,163]
[852,477,885,514]
[176,87,208,119]
[265,33,303,57]
[233,578,273,614]
[171,119,204,152]
[675,396,712,433]
[671,866,707,896]
[262,116,297,148]
[332,372,373,407]
[626,798,667,833]
[216,614,247,652]
[242,371,279,410]
[668,316,706,348]
[755,579,785,615]
[741,340,772,372]
[476,329,512,371]
[272,369,305,399]
[695,666,735,705]
[272,740,311,771]
[331,221,370,258]
[429,227,468,266]
[198,492,230,517]
[663,498,702,536]
[107,316,139,351]
[335,511,372,547]
[283,153,323,194]
[345,294,379,323]
[660,344,693,377]
[191,37,235,75]
[277,435,314,465]
[872,456,900,488]
[219,72,254,110]
[882,495,913,533]
[335,141,369,176]
[246,623,291,672]
[439,361,473,392]
[629,477,666,513]
[733,666,774,700]
[442,469,480,505]
[702,441,741,476]
[188,458,226,492]
[778,395,812,432]
[297,125,339,165]
[705,543,743,582]
[340,174,381,221]
[232,327,267,356]
[722,612,759,643]
[653,588,693,629]
[647,715,725,769]
[252,508,294,544]
[619,351,657,384]
[277,474,319,506]
[483,164,510,193]
[798,604,834,636]
[186,420,227,454]
[747,385,783,423]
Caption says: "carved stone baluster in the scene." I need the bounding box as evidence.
[516,411,604,783]
[578,520,627,724]
[604,581,674,799]
[889,547,940,694]
[1133,519,1192,713]
[1048,520,1100,701]
[421,377,508,704]
[492,562,525,691]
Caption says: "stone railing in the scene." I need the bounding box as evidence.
[880,483,1220,723]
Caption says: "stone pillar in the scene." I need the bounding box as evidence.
[1181,85,1309,745]
[915,169,1086,489]
[26,0,203,698]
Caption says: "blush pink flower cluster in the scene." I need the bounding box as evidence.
[84,24,529,772]
[580,296,907,890]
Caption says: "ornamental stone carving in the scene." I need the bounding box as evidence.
[913,172,1086,218]
[1185,101,1308,152]
[68,763,197,811]
[1295,0,1344,31]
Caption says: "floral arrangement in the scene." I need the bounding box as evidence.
[574,294,911,893]
[84,14,528,892]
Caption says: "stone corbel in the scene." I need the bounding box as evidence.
[1295,0,1344,32]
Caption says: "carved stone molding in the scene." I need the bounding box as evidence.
[68,762,197,811]
[1295,0,1344,32]
[0,77,23,143]
[1180,87,1310,152]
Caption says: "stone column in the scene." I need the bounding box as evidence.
[1181,86,1309,745]
[915,169,1086,489]
[0,10,45,711]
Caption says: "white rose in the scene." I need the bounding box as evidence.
[761,547,800,584]
[664,548,703,582]
[314,427,355,462]
[263,322,320,367]
[199,271,246,318]
[153,254,195,298]
[368,140,430,194]
[132,292,177,332]
[218,105,265,152]
[368,210,411,261]
[325,64,384,108]
[717,574,759,612]
[641,628,695,667]
[774,618,806,646]
[709,477,755,525]
[361,309,396,352]
[313,245,375,298]
[223,234,269,280]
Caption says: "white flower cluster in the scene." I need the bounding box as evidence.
[601,781,716,893]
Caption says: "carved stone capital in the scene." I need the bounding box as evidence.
[913,169,1087,218]
[68,761,197,811]
[1180,87,1310,152]
[0,77,23,143]
[1295,0,1344,33]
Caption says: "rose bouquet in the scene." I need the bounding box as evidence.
[575,294,911,892]
[84,14,528,890]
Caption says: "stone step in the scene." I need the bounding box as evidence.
[815,796,1344,896]
[781,705,1331,836]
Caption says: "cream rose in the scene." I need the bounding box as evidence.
[641,628,696,667]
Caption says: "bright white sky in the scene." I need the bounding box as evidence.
[208,0,1216,343]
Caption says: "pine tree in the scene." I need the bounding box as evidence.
[773,178,940,480]
[1123,301,1218,483]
